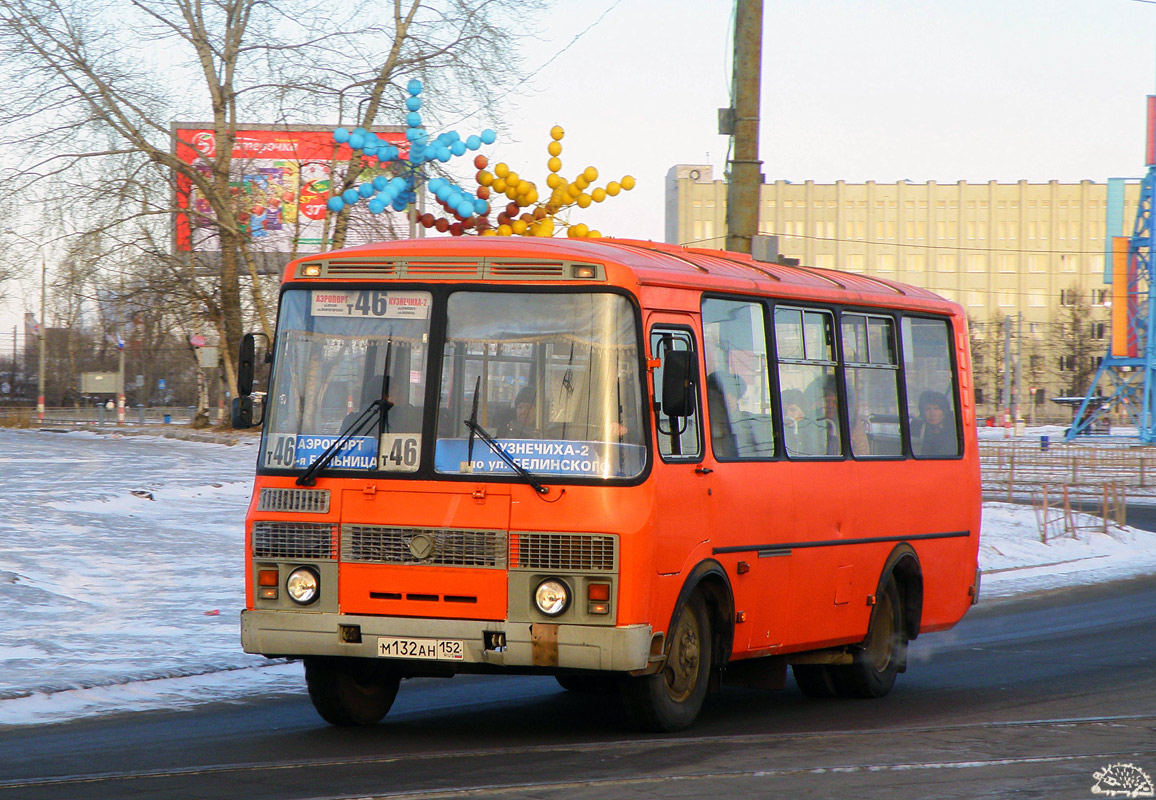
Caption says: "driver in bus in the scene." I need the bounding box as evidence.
[500,386,545,438]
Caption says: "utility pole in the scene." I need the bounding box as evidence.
[723,0,763,254]
[37,254,45,424]
[1003,316,1012,424]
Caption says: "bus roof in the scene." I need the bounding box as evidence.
[291,236,958,313]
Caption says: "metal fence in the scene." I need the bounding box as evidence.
[980,439,1156,501]
[0,406,216,428]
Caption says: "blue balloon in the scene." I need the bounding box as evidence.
[406,111,422,128]
[333,127,350,143]
[406,95,421,111]
[372,176,388,191]
[480,129,496,144]
[456,200,474,217]
[474,198,489,215]
[451,140,467,157]
[413,133,428,147]
[465,135,481,150]
[358,183,374,198]
[349,132,365,150]
[446,131,460,142]
[393,197,408,211]
[390,177,407,191]
[437,149,451,163]
[407,79,422,95]
[342,188,360,204]
[381,146,398,162]
[368,198,385,214]
[327,196,345,212]
[405,127,421,142]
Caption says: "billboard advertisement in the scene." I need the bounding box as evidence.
[172,124,408,258]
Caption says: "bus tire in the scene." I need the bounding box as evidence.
[304,656,400,726]
[792,664,839,698]
[833,576,905,698]
[620,592,712,732]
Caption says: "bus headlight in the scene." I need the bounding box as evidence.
[534,578,570,616]
[286,567,320,605]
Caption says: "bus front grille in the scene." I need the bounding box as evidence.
[342,525,507,568]
[509,532,617,572]
[252,521,337,560]
[256,487,331,514]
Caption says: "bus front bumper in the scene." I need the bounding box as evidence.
[241,609,656,673]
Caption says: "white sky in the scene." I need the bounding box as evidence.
[3,0,1156,338]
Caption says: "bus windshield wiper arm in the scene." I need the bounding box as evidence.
[462,418,549,495]
[296,400,382,487]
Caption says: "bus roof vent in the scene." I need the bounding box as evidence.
[321,259,405,277]
[485,260,567,279]
[403,260,485,278]
[300,257,603,281]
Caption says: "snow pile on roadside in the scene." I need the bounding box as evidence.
[1,429,1154,727]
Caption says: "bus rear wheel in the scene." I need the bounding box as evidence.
[620,592,712,732]
[304,656,400,726]
[832,576,905,698]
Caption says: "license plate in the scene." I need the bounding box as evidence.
[377,636,465,661]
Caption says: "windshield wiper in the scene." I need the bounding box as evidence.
[295,400,382,486]
[463,392,549,496]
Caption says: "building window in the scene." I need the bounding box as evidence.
[937,254,957,272]
[967,254,985,272]
[1091,322,1106,339]
[1029,289,1045,307]
[877,253,896,273]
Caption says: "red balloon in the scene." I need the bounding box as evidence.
[506,202,519,216]
[449,222,463,236]
[497,213,510,225]
[476,218,491,231]
[434,217,449,232]
[474,155,488,169]
[420,213,435,228]
[519,213,533,223]
[476,186,490,200]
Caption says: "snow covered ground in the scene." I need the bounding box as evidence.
[1,427,1155,728]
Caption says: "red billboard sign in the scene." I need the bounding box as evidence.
[172,124,407,256]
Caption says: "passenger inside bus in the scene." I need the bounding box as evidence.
[706,371,744,458]
[782,388,824,456]
[914,390,956,456]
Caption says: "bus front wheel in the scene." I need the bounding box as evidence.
[620,592,712,732]
[304,656,400,726]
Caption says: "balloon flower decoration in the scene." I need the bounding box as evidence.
[477,125,635,238]
[327,78,496,235]
[329,79,635,238]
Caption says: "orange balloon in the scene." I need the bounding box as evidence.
[476,185,491,200]
[473,155,488,169]
[477,170,493,186]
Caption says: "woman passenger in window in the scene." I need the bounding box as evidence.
[915,390,956,456]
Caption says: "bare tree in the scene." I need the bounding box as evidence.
[0,0,540,416]
[1055,285,1100,397]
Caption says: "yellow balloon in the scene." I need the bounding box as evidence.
[492,177,507,193]
[606,181,621,196]
[575,175,590,190]
[567,185,581,201]
[547,141,562,157]
[592,187,607,203]
[481,229,497,236]
[583,166,598,182]
[621,175,636,191]
[550,125,565,141]
[477,170,493,186]
[523,188,539,205]
[506,170,519,185]
[512,219,528,235]
[494,162,509,179]
[497,223,513,236]
[504,186,519,201]
[547,156,562,173]
[586,229,602,238]
[546,173,562,189]
[576,193,592,209]
[570,223,589,238]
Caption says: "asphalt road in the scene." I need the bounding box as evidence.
[2,572,1154,800]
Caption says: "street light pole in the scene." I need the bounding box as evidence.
[37,254,45,423]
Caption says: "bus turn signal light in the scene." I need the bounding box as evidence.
[587,583,610,602]
[258,569,279,586]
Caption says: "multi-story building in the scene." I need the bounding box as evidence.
[665,165,1141,422]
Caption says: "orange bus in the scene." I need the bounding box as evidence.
[235,236,981,731]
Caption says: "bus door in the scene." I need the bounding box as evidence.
[647,319,710,580]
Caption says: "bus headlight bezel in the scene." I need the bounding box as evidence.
[534,578,570,617]
[286,566,320,605]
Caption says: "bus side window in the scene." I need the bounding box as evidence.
[901,317,961,458]
[650,328,702,460]
[701,298,775,460]
[842,313,901,457]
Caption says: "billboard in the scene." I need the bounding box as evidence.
[172,124,409,260]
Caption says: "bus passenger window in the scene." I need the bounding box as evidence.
[901,317,961,458]
[701,299,774,460]
[775,307,842,458]
[842,314,901,457]
[651,329,702,460]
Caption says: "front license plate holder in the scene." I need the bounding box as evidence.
[377,636,465,661]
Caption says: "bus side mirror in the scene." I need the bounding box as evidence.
[237,333,256,396]
[232,396,253,429]
[661,350,697,417]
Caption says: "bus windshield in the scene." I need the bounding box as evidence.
[261,288,433,473]
[435,291,646,480]
[259,287,646,480]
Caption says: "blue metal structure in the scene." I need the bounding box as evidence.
[1065,167,1156,442]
